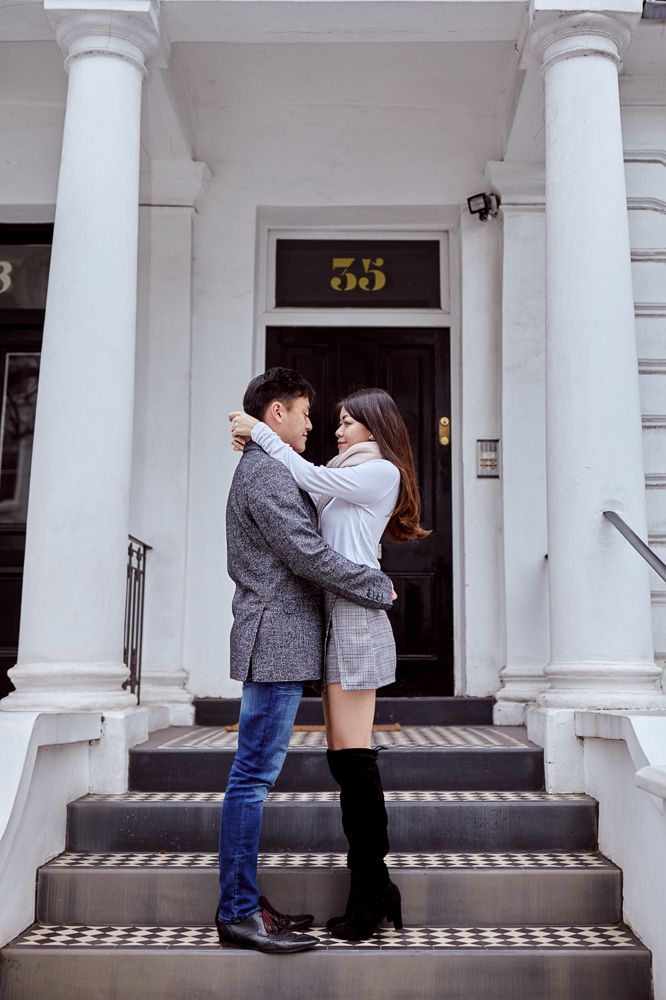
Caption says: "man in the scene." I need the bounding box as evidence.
[215,367,394,954]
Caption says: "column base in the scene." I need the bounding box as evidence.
[139,666,194,726]
[1,662,136,713]
[494,668,550,725]
[493,700,533,726]
[88,707,151,793]
[526,706,585,792]
[537,660,665,711]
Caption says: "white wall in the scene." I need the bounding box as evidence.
[579,715,666,1000]
[621,93,666,675]
[0,712,100,949]
[0,37,515,702]
[182,41,508,696]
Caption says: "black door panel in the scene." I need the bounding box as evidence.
[266,327,453,696]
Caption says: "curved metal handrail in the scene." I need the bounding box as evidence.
[603,510,666,584]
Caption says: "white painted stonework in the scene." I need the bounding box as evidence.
[0,712,101,948]
[575,712,666,1000]
[0,3,663,714]
[2,0,666,974]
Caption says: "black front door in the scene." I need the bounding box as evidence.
[266,326,453,696]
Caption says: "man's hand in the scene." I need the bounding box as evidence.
[391,582,398,602]
[229,411,259,452]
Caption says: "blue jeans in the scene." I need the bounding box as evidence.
[218,680,303,922]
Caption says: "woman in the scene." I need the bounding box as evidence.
[229,387,429,941]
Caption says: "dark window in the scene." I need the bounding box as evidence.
[275,239,441,309]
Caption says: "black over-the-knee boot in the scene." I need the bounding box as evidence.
[326,747,402,940]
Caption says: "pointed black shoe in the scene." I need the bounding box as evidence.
[215,905,318,954]
[330,880,403,942]
[259,895,314,932]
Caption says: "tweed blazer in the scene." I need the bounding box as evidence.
[226,441,394,683]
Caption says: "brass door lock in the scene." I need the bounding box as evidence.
[439,416,450,447]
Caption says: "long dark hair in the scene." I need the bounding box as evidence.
[338,387,430,543]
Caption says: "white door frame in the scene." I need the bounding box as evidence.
[253,205,467,696]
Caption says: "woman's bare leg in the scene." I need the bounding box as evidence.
[323,683,376,750]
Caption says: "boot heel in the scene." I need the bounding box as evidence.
[388,901,403,930]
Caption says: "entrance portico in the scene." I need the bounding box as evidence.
[0,0,664,763]
[3,0,666,988]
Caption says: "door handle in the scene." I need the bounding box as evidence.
[439,416,450,447]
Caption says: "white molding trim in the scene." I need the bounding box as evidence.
[625,149,666,168]
[646,474,666,488]
[139,161,211,210]
[628,196,666,216]
[632,249,666,263]
[258,224,452,321]
[639,359,666,374]
[0,205,56,224]
[651,590,666,605]
[486,161,545,206]
[648,532,666,544]
[642,414,666,428]
[253,206,465,694]
[635,303,666,317]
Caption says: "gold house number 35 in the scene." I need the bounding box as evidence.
[331,257,386,292]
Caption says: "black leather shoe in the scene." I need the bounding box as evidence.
[259,895,314,932]
[215,905,318,954]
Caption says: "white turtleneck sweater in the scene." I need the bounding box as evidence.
[251,422,400,569]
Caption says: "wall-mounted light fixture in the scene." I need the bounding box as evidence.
[467,193,500,222]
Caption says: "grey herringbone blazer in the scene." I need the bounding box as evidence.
[226,441,393,683]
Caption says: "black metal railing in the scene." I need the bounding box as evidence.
[603,510,666,583]
[123,535,152,703]
[642,0,666,19]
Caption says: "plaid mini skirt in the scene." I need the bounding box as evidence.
[323,592,397,691]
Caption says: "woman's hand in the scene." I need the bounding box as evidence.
[229,411,259,452]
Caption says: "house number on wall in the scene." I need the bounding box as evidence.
[0,261,13,294]
[331,257,386,292]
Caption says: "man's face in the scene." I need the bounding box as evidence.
[274,396,312,453]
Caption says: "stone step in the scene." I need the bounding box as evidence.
[66,791,597,854]
[37,850,621,927]
[1,923,651,1000]
[128,726,544,792]
[194,696,496,728]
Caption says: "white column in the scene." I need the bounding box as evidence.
[2,6,161,712]
[534,13,663,710]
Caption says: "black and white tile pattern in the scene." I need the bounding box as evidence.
[85,789,584,804]
[47,851,612,870]
[154,726,531,751]
[13,924,641,951]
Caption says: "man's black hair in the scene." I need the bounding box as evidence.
[243,367,315,421]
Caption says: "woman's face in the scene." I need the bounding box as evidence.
[336,406,373,454]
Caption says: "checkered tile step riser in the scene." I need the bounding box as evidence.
[86,790,583,804]
[48,851,613,870]
[151,726,531,751]
[12,924,642,951]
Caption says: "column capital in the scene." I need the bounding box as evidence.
[527,12,637,75]
[44,0,167,75]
